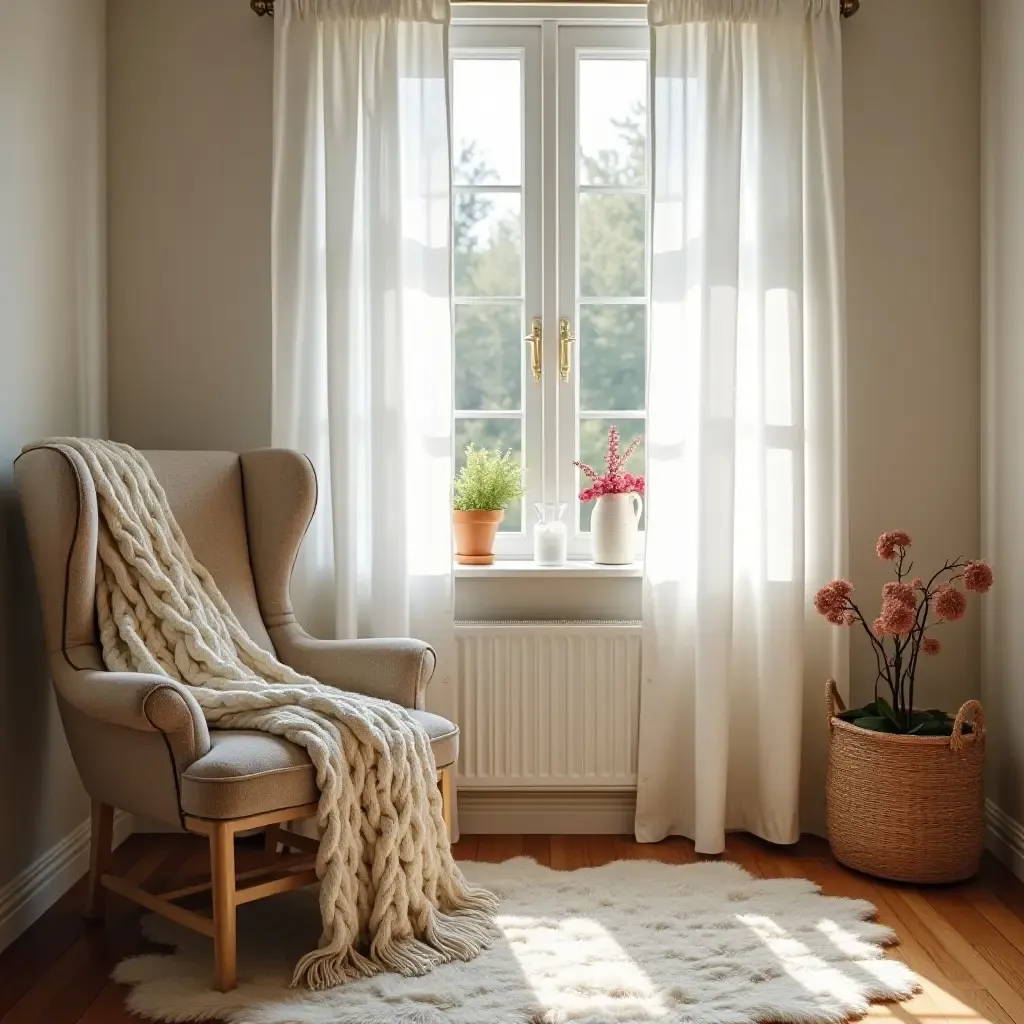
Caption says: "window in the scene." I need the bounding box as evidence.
[451,15,650,556]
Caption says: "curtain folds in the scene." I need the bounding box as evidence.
[636,0,847,853]
[270,0,454,660]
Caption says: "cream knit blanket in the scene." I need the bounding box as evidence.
[38,438,497,989]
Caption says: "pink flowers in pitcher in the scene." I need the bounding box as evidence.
[575,425,645,503]
[814,530,994,735]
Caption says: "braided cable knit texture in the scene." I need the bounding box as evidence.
[33,438,497,989]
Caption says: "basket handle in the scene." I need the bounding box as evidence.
[950,700,985,751]
[826,678,846,725]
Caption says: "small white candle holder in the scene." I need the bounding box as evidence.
[532,502,568,566]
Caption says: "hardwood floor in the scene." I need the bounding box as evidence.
[1,831,1022,1022]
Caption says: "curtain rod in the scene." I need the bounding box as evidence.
[251,0,860,16]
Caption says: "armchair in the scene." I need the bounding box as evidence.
[14,446,458,991]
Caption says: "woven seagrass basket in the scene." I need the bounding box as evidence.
[825,679,986,884]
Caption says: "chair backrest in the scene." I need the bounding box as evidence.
[138,451,275,651]
[14,445,317,665]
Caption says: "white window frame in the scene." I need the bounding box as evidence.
[556,24,650,556]
[451,7,650,560]
[450,25,543,557]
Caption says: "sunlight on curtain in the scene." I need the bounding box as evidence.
[271,0,453,647]
[637,0,848,853]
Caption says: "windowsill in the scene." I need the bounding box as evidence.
[454,559,643,579]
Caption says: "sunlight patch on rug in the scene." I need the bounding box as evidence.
[113,858,918,1024]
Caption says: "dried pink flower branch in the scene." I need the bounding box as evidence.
[816,532,994,729]
[575,426,645,503]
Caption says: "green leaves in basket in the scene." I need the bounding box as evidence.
[875,696,904,730]
[837,702,968,737]
[851,716,899,732]
[908,718,955,736]
[907,709,970,737]
[837,702,878,722]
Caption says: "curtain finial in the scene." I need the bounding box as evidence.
[251,0,274,15]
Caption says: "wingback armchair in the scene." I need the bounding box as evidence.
[14,446,458,991]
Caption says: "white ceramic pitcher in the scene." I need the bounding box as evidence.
[591,492,642,565]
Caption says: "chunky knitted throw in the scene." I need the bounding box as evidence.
[38,438,497,989]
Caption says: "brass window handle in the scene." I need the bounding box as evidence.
[525,317,542,381]
[559,318,575,382]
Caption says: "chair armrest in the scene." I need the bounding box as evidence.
[269,622,436,709]
[52,661,211,772]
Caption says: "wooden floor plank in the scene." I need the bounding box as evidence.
[521,834,551,866]
[970,887,1024,959]
[549,835,578,871]
[720,834,767,876]
[76,981,148,1024]
[450,834,478,861]
[0,881,89,1018]
[925,891,1024,996]
[979,855,1024,921]
[474,835,524,863]
[899,890,1024,1024]
[583,835,619,867]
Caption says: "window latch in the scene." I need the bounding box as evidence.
[525,317,542,382]
[559,318,575,383]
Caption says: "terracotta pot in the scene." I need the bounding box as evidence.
[453,509,504,565]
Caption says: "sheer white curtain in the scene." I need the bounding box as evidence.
[271,0,453,658]
[636,0,847,853]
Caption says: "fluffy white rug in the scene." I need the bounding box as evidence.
[114,858,918,1024]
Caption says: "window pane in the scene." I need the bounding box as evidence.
[455,193,522,297]
[455,305,522,411]
[579,194,645,297]
[578,418,645,533]
[579,304,645,412]
[579,60,647,187]
[455,418,524,532]
[452,59,521,186]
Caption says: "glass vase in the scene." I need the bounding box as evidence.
[533,502,568,566]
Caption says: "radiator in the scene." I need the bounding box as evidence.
[454,621,642,789]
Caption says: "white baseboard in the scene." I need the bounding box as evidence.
[985,798,1024,881]
[458,789,636,834]
[0,809,132,954]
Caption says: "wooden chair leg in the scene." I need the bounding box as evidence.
[210,821,237,992]
[439,767,453,838]
[86,800,113,920]
[264,824,280,856]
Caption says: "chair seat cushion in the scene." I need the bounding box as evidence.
[180,710,459,820]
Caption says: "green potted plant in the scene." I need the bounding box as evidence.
[816,532,993,882]
[453,445,525,565]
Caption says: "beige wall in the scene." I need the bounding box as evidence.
[107,0,272,452]
[0,0,106,899]
[843,0,980,715]
[106,0,983,784]
[982,0,1024,834]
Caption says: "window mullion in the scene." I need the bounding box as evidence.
[555,24,580,543]
[539,19,560,520]
[519,23,545,550]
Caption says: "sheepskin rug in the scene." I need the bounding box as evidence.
[114,857,918,1024]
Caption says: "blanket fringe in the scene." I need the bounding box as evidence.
[291,903,499,990]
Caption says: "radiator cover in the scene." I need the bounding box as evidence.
[454,621,642,789]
